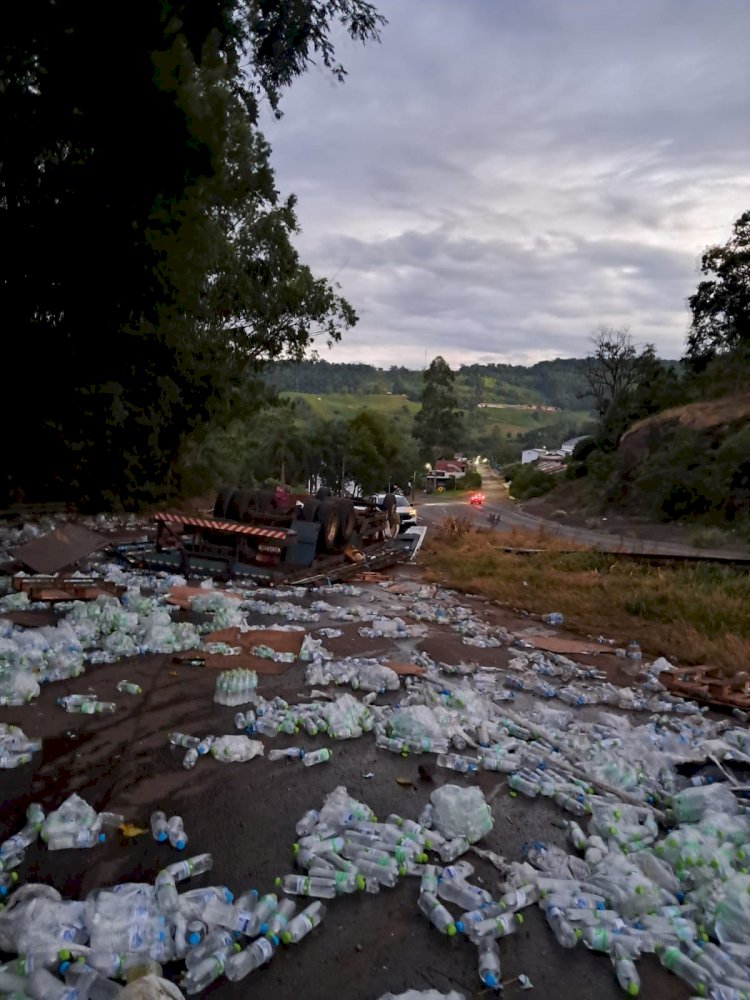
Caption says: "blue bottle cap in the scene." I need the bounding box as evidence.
[454,921,464,934]
[156,832,167,842]
[259,922,268,935]
[58,960,71,974]
[0,887,6,897]
[224,889,234,903]
[98,833,106,842]
[187,932,201,946]
[175,838,186,850]
[482,973,498,987]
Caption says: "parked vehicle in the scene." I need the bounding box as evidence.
[469,493,485,506]
[369,493,418,532]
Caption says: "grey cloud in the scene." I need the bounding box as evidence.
[263,0,750,367]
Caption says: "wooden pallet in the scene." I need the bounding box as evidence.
[12,575,125,602]
[661,664,750,710]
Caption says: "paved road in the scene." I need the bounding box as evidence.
[417,474,750,564]
[0,583,688,1000]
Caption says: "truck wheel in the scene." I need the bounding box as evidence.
[383,493,399,537]
[338,500,357,543]
[317,500,341,553]
[213,487,235,519]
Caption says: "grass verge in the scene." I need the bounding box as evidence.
[420,524,750,672]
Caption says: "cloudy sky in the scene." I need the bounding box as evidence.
[263,0,750,369]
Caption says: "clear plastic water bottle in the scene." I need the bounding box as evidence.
[438,836,471,863]
[116,681,142,695]
[234,712,247,730]
[542,613,564,626]
[196,735,215,756]
[612,951,640,997]
[182,944,239,994]
[658,946,711,991]
[302,748,331,767]
[499,884,538,911]
[46,828,106,850]
[225,936,276,981]
[478,935,502,989]
[295,810,319,837]
[150,811,168,843]
[437,753,479,774]
[184,929,236,970]
[280,900,326,945]
[420,865,439,895]
[167,815,187,851]
[546,906,580,948]
[266,898,296,938]
[437,876,492,910]
[155,870,179,914]
[64,959,122,999]
[467,911,523,944]
[508,772,540,797]
[26,968,80,999]
[626,640,642,662]
[183,748,198,769]
[165,852,213,882]
[169,733,200,749]
[269,748,305,761]
[418,892,462,936]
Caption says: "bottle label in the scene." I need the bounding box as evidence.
[257,937,273,961]
[515,888,527,908]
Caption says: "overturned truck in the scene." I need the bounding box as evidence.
[117,488,423,583]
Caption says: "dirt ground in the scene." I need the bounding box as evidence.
[0,573,691,999]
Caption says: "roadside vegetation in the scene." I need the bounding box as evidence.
[420,524,750,672]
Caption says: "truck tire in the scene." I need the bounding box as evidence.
[213,487,235,519]
[338,500,357,544]
[317,500,341,553]
[382,493,399,537]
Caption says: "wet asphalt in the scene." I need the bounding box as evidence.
[0,580,690,1000]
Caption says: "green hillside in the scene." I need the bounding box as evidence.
[283,391,419,421]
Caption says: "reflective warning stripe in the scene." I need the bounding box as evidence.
[154,511,289,541]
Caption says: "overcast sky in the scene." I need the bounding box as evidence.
[263,0,750,369]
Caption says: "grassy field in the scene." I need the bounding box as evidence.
[420,523,750,671]
[284,391,591,437]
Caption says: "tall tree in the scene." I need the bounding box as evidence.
[580,326,654,418]
[686,210,750,370]
[0,1,385,507]
[413,357,464,463]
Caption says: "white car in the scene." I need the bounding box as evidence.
[369,493,418,532]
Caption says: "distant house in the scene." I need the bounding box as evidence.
[536,459,566,475]
[560,435,590,456]
[522,448,566,465]
[435,459,466,476]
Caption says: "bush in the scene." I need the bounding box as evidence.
[508,464,557,500]
[457,470,482,489]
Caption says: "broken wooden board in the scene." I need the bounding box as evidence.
[383,660,425,677]
[12,525,111,574]
[523,635,617,656]
[166,586,243,611]
[661,667,750,710]
[172,627,305,675]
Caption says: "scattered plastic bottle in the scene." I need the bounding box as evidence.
[542,613,564,626]
[196,736,215,756]
[269,748,305,762]
[612,951,641,997]
[46,828,106,850]
[508,772,540,797]
[169,733,200,749]
[302,748,332,767]
[437,753,479,774]
[64,959,122,999]
[165,853,213,883]
[150,811,168,843]
[155,869,179,914]
[659,946,711,992]
[225,936,276,981]
[116,680,142,695]
[234,712,247,730]
[467,911,523,943]
[281,900,326,944]
[626,640,642,662]
[183,748,199,769]
[266,898,297,938]
[546,906,581,948]
[182,945,239,994]
[167,815,187,851]
[295,810,319,837]
[418,892,462,936]
[478,935,502,989]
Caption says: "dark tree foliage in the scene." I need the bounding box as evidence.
[0,1,384,507]
[686,210,750,370]
[413,356,464,462]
